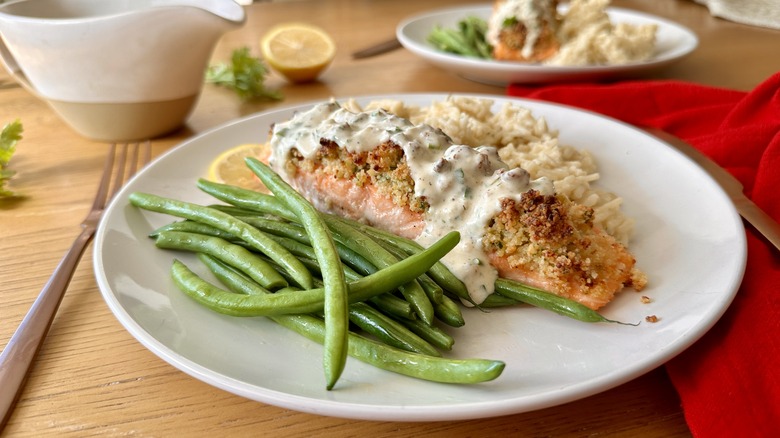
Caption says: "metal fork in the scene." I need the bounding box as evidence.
[0,142,152,428]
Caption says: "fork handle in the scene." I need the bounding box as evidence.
[0,227,95,428]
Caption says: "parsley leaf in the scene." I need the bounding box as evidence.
[0,119,23,198]
[206,47,283,101]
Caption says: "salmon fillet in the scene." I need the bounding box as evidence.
[488,0,562,62]
[286,141,426,240]
[269,117,645,309]
[483,194,642,309]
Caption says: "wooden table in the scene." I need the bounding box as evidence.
[1,0,778,436]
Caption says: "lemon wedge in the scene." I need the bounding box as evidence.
[207,143,271,193]
[260,23,335,83]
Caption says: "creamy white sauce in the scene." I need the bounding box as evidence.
[486,0,559,59]
[270,101,554,303]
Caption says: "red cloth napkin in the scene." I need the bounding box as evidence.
[508,74,780,438]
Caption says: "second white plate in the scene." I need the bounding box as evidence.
[397,4,699,85]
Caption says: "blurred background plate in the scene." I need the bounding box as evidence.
[397,4,698,85]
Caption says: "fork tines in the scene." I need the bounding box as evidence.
[97,142,152,210]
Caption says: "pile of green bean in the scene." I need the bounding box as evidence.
[129,158,624,389]
[427,16,493,59]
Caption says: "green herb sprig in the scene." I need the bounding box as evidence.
[0,120,23,198]
[206,47,283,101]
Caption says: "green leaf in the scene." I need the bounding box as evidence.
[0,119,23,198]
[206,47,283,101]
[502,17,518,28]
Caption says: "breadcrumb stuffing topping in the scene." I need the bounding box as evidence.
[289,141,429,213]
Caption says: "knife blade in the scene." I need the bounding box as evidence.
[351,37,402,59]
[643,127,780,252]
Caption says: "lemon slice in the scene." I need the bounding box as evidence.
[260,23,335,83]
[207,143,271,193]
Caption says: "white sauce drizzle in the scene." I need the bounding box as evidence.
[270,101,554,303]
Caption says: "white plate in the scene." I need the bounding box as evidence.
[397,4,699,85]
[94,94,745,421]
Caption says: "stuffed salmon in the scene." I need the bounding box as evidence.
[267,101,646,309]
[486,0,561,62]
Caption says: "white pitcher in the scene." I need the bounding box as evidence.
[0,0,246,141]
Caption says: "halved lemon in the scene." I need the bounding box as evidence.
[260,23,335,83]
[207,143,271,193]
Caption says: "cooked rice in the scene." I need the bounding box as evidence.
[344,96,635,245]
[548,0,657,66]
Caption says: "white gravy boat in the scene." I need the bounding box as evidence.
[0,0,245,141]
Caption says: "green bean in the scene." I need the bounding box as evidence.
[155,231,287,290]
[245,158,348,390]
[248,232,412,321]
[474,292,521,308]
[197,179,296,220]
[331,215,472,303]
[204,186,424,318]
[428,26,481,58]
[197,253,273,295]
[414,271,445,305]
[265,251,415,321]
[257,253,322,289]
[207,204,271,218]
[197,252,501,383]
[368,293,415,320]
[200,253,433,357]
[280,257,411,323]
[150,220,238,240]
[198,253,256,288]
[460,16,492,58]
[277,313,504,384]
[236,215,378,276]
[323,217,435,326]
[196,180,472,308]
[198,177,468,327]
[151,220,351,281]
[198,180,462,310]
[348,302,440,357]
[494,278,637,325]
[379,239,444,305]
[235,215,308,242]
[150,222,338,284]
[262,233,318,262]
[427,17,492,59]
[432,294,465,328]
[129,192,312,289]
[169,231,459,316]
[290,252,359,281]
[258,250,444,346]
[391,316,455,351]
